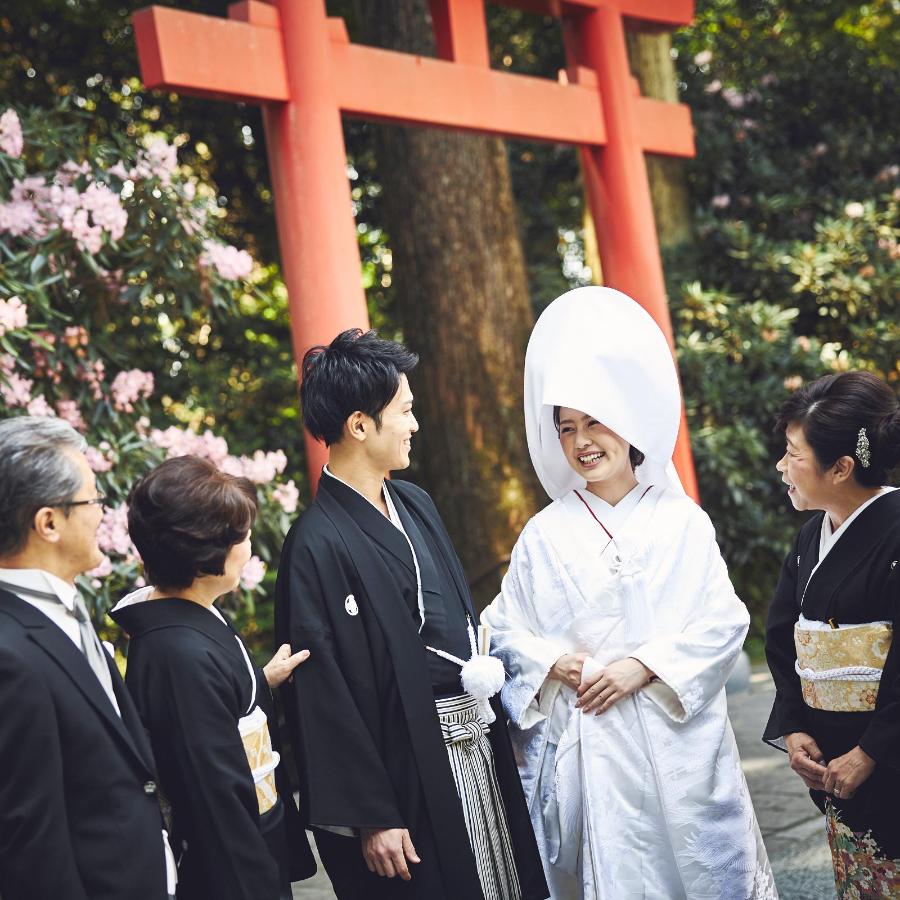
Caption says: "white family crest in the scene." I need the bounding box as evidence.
[344,594,359,616]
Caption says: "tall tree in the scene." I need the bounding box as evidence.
[353,0,542,606]
[626,30,693,250]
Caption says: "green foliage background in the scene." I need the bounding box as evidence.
[1,0,897,652]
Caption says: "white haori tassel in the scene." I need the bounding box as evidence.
[427,622,505,724]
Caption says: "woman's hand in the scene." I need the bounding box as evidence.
[823,746,876,800]
[784,732,827,790]
[576,657,653,715]
[263,643,310,689]
[549,652,589,691]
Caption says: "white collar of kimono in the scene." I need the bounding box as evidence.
[524,286,684,500]
[322,464,399,525]
[575,482,646,533]
[322,465,426,631]
[818,486,897,562]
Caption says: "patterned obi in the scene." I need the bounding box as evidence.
[794,616,892,712]
[238,705,280,814]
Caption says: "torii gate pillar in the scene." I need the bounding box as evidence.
[255,0,366,478]
[565,8,697,489]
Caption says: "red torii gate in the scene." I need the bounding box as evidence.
[134,0,699,498]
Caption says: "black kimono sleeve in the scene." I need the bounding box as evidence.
[0,649,90,900]
[859,565,900,769]
[276,537,405,830]
[764,532,810,747]
[137,643,279,900]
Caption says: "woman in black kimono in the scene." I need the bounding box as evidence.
[110,456,316,900]
[764,371,900,898]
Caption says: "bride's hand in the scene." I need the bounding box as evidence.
[576,657,654,715]
[549,652,589,691]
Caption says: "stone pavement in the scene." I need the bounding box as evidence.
[293,668,835,899]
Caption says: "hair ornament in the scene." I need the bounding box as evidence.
[855,427,871,469]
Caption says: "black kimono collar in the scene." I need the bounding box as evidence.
[317,469,416,578]
[803,489,900,609]
[110,596,243,661]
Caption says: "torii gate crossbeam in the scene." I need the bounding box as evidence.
[134,0,699,498]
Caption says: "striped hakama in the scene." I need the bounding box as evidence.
[436,693,521,900]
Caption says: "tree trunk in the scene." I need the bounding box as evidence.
[357,0,542,608]
[625,30,693,250]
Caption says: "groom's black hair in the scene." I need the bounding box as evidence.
[300,328,419,446]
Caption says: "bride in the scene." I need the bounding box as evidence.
[482,287,776,899]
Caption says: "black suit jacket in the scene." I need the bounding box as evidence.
[0,588,169,900]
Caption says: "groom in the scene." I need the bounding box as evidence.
[275,329,546,900]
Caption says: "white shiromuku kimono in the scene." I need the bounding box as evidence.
[483,483,777,900]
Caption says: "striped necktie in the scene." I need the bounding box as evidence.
[0,580,119,714]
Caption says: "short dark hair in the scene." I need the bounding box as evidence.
[300,328,419,446]
[552,406,646,471]
[127,456,258,590]
[776,371,900,488]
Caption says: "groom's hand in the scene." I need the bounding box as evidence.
[361,827,420,880]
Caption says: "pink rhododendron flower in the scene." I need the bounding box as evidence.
[108,161,130,181]
[200,240,254,281]
[87,555,114,578]
[720,87,746,110]
[273,479,299,515]
[84,445,114,473]
[0,370,34,407]
[144,137,178,183]
[50,183,82,231]
[110,368,154,412]
[0,200,43,238]
[693,50,712,67]
[239,450,287,485]
[56,399,86,431]
[96,505,134,557]
[70,208,103,254]
[711,194,731,210]
[0,109,23,158]
[844,201,865,219]
[78,358,106,401]
[150,426,231,465]
[80,181,128,242]
[26,394,55,417]
[0,295,28,336]
[240,555,266,592]
[219,456,245,478]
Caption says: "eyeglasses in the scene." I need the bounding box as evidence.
[54,496,109,511]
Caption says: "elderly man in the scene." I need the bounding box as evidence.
[0,417,175,900]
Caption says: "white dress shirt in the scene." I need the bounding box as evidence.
[0,567,83,648]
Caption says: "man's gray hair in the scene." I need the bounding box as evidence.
[0,416,88,556]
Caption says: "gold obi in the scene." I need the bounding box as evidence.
[238,705,280,815]
[794,619,892,712]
